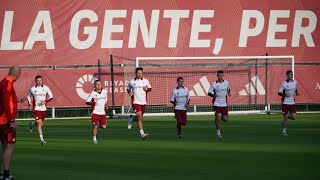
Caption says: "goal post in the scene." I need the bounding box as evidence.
[112,55,294,117]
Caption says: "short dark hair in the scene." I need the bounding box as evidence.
[217,70,224,74]
[136,67,143,73]
[94,79,100,84]
[177,77,183,82]
[286,70,293,75]
[35,75,42,80]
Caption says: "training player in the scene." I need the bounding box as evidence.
[127,67,152,140]
[27,75,53,145]
[278,70,299,136]
[208,70,231,139]
[170,77,190,140]
[86,80,108,144]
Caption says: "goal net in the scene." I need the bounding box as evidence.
[114,56,294,117]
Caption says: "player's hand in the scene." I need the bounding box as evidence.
[10,121,16,129]
[185,104,189,109]
[228,92,231,97]
[40,100,46,105]
[20,97,27,102]
[143,86,148,92]
[296,92,300,96]
[28,105,33,111]
[129,92,134,97]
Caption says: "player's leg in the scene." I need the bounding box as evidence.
[221,107,229,122]
[281,105,289,136]
[40,111,47,144]
[0,134,5,178]
[175,110,182,139]
[215,113,222,138]
[128,114,134,129]
[91,114,99,144]
[29,111,39,132]
[213,107,222,138]
[288,105,297,120]
[136,111,147,139]
[92,125,98,144]
[136,111,143,129]
[36,118,46,145]
[135,105,148,140]
[99,115,107,129]
[2,126,16,179]
[2,144,15,180]
[288,113,296,120]
[0,147,3,179]
[33,110,45,144]
[180,110,187,139]
[28,121,37,132]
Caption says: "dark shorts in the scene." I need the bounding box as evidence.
[91,114,107,126]
[213,106,228,116]
[174,110,187,125]
[0,124,16,144]
[282,104,296,114]
[34,110,47,121]
[133,104,146,115]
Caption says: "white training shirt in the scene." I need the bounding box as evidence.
[127,78,151,105]
[86,89,108,115]
[170,86,190,110]
[27,85,53,111]
[278,80,297,105]
[208,80,230,107]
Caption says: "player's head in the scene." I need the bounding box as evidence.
[94,80,102,91]
[35,75,42,86]
[135,67,143,79]
[8,66,21,80]
[286,70,293,80]
[217,70,224,81]
[177,77,184,87]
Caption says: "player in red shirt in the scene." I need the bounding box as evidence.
[0,66,21,180]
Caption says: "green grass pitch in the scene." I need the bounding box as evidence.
[11,113,320,180]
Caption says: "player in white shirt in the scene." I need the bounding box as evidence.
[278,70,299,136]
[27,75,53,145]
[127,67,152,140]
[170,77,190,140]
[208,70,231,139]
[86,80,108,144]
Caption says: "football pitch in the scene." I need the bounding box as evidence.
[13,113,320,180]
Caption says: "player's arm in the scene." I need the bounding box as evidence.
[105,93,108,109]
[143,80,152,92]
[208,84,216,98]
[26,89,33,110]
[278,82,286,97]
[227,82,231,97]
[295,81,300,96]
[45,86,53,104]
[85,93,95,105]
[1,80,16,121]
[186,89,190,109]
[169,90,176,105]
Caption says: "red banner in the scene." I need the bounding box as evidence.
[0,0,319,107]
